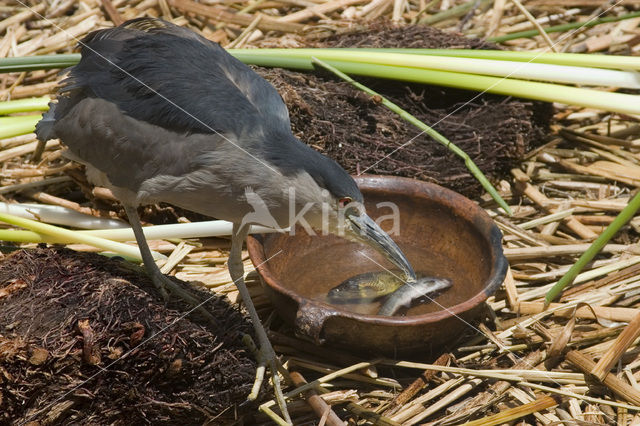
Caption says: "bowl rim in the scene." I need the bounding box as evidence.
[247,175,507,327]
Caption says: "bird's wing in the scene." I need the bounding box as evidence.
[52,96,229,191]
[57,18,291,137]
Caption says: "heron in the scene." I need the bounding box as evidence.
[36,18,415,423]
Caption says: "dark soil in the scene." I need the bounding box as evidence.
[0,247,255,425]
[257,24,552,198]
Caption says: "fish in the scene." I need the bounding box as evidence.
[327,270,405,304]
[377,277,452,316]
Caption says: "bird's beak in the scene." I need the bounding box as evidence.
[346,211,416,280]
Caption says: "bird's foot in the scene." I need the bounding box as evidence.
[149,270,217,324]
[244,334,292,425]
[148,269,171,300]
[149,269,197,303]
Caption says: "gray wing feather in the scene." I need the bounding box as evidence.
[51,97,227,190]
[51,18,291,138]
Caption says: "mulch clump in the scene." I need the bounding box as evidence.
[257,24,552,198]
[0,247,255,425]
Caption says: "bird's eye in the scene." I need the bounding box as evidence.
[338,197,352,208]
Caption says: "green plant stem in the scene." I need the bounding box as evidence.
[230,54,640,116]
[0,212,166,261]
[488,11,640,43]
[311,56,511,215]
[0,114,42,139]
[230,49,640,89]
[0,97,50,114]
[8,49,640,74]
[545,191,640,306]
[0,230,142,262]
[313,48,640,70]
[0,54,80,72]
[0,229,53,243]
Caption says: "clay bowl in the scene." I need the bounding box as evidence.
[247,175,507,356]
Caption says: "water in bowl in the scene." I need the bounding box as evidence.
[276,242,478,316]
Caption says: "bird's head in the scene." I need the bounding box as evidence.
[282,142,415,279]
[324,182,415,279]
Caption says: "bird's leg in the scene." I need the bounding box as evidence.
[229,224,292,425]
[123,204,201,306]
